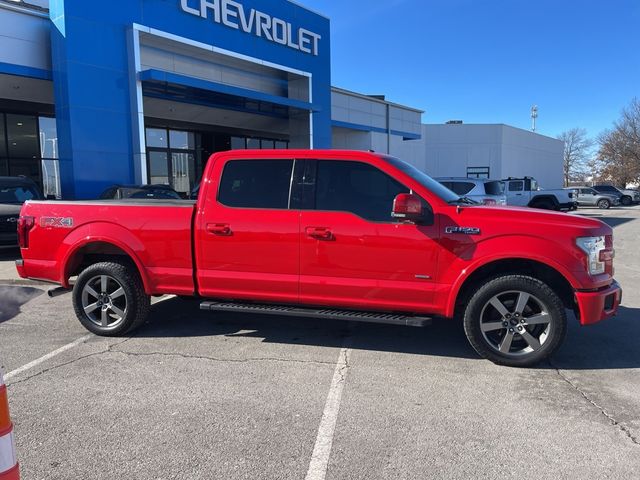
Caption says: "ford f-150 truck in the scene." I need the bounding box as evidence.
[16,150,621,367]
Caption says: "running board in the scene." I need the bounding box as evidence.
[199,301,432,327]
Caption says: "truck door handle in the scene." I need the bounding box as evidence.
[305,227,333,240]
[207,223,232,236]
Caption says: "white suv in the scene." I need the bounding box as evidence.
[436,178,507,205]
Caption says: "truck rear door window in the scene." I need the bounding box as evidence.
[315,160,409,222]
[218,159,294,209]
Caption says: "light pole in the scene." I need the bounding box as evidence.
[531,105,538,132]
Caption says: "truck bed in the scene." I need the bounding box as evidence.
[19,200,196,295]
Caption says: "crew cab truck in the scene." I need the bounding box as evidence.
[504,177,578,211]
[16,150,621,367]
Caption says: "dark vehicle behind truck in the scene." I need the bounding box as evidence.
[0,176,42,248]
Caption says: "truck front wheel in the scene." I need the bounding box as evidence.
[463,275,567,367]
[72,261,150,336]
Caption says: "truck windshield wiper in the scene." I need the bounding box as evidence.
[448,196,478,205]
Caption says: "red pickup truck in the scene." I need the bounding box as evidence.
[16,150,621,367]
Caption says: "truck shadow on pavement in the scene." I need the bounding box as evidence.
[551,306,640,370]
[138,297,478,360]
[0,286,44,324]
[136,298,640,368]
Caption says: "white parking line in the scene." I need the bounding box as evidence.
[4,334,93,382]
[305,347,351,480]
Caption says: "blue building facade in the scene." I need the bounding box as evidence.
[49,0,330,198]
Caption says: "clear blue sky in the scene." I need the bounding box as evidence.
[301,0,639,139]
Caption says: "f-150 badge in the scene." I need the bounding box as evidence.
[445,226,481,235]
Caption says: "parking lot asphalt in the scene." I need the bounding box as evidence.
[1,206,639,480]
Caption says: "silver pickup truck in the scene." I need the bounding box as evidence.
[503,177,577,211]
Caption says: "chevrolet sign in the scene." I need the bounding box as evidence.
[180,0,322,56]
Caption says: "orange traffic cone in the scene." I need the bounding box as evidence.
[0,370,19,480]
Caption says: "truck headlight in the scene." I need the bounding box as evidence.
[576,236,606,275]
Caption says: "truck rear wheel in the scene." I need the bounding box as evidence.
[72,261,150,336]
[462,275,567,367]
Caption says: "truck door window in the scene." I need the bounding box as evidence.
[218,160,294,209]
[315,160,410,222]
[509,181,524,192]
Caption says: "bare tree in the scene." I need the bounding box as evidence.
[598,98,640,186]
[557,128,594,186]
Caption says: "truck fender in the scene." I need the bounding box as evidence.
[57,222,151,293]
[443,237,581,318]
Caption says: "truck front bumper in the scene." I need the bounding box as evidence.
[575,280,622,326]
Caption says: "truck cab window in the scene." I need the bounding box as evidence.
[218,159,294,209]
[315,160,409,222]
[509,181,524,192]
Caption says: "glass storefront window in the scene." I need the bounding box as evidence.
[171,152,195,194]
[169,130,195,150]
[275,141,288,150]
[146,128,168,148]
[148,151,169,185]
[247,138,260,149]
[261,140,275,149]
[231,137,246,149]
[39,117,58,159]
[0,115,6,158]
[7,114,39,159]
[42,159,61,198]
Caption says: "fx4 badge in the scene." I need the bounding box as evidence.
[40,217,74,228]
[445,226,481,235]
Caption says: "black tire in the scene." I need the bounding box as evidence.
[463,275,567,367]
[72,261,150,336]
[597,198,611,209]
[621,196,632,206]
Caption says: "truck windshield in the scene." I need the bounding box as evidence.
[381,155,460,203]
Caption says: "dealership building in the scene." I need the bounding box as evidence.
[0,0,561,199]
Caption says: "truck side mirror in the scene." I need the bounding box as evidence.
[392,193,423,223]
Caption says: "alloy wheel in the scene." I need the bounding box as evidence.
[81,275,128,329]
[479,290,552,357]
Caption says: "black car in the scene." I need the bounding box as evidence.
[99,184,183,200]
[0,177,43,248]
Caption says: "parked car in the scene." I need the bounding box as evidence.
[503,177,577,211]
[592,185,636,206]
[99,184,182,200]
[0,176,43,248]
[435,178,506,205]
[565,187,620,209]
[17,150,621,367]
[621,188,640,204]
